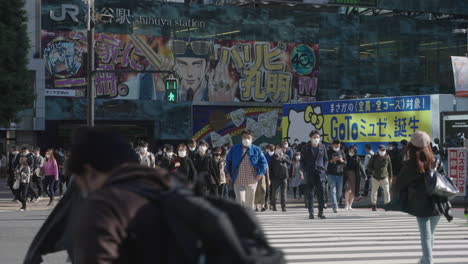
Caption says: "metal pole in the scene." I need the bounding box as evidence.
[87,0,95,127]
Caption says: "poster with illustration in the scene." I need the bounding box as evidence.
[42,31,319,102]
[192,105,282,147]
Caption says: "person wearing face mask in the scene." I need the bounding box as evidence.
[290,152,303,200]
[211,147,228,198]
[225,130,267,210]
[327,140,347,213]
[43,149,59,206]
[367,145,393,211]
[171,144,197,186]
[282,140,295,161]
[187,139,198,160]
[137,141,156,168]
[268,143,292,212]
[193,141,220,196]
[300,130,328,219]
[161,145,177,170]
[388,142,403,182]
[344,145,366,210]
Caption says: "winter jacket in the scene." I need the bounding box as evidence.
[367,154,393,180]
[72,165,171,264]
[395,161,451,218]
[268,154,291,182]
[225,144,267,184]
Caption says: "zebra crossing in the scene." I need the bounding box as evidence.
[256,207,468,264]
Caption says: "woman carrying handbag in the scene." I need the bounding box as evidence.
[14,157,32,211]
[394,131,453,264]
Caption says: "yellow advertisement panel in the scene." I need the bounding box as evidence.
[282,96,431,153]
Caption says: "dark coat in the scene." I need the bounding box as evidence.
[268,154,291,182]
[193,153,220,185]
[300,143,328,182]
[395,161,451,218]
[171,157,197,184]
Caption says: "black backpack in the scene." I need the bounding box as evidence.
[125,185,285,264]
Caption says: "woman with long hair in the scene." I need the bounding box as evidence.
[344,145,366,210]
[395,131,453,264]
[14,157,32,211]
[42,149,59,206]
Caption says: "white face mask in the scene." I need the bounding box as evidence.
[388,146,393,151]
[284,144,289,148]
[349,152,355,157]
[188,146,196,152]
[242,138,252,147]
[199,146,207,153]
[311,138,320,145]
[268,151,274,156]
[333,147,340,152]
[275,149,283,156]
[141,147,148,154]
[295,155,301,160]
[45,154,51,159]
[166,152,173,157]
[178,151,187,158]
[378,150,386,156]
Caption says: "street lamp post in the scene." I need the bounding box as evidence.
[87,0,95,127]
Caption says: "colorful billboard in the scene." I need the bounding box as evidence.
[42,30,319,102]
[193,105,282,147]
[282,95,432,154]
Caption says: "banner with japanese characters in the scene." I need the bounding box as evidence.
[42,30,319,102]
[448,148,467,196]
[282,95,432,154]
[192,106,282,147]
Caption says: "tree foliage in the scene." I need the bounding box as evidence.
[0,0,33,126]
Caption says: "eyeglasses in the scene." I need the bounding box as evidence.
[172,40,211,56]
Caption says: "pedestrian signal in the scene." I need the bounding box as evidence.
[165,78,178,103]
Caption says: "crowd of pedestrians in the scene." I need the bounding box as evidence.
[4,146,69,210]
[15,127,456,264]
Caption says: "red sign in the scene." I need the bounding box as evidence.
[448,148,467,195]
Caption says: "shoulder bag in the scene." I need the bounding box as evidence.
[424,169,459,199]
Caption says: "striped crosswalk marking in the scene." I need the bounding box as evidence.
[256,207,468,264]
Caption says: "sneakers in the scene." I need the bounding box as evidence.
[282,208,287,212]
[309,214,315,219]
[372,205,377,211]
[333,208,338,213]
[19,207,26,211]
[261,207,267,212]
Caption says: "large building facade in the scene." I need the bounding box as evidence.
[30,0,468,148]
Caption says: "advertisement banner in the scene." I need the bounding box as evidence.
[448,148,467,196]
[282,95,431,154]
[192,106,282,147]
[451,56,468,97]
[42,30,319,102]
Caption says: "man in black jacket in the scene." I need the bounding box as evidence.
[269,143,291,212]
[327,140,347,213]
[300,130,329,219]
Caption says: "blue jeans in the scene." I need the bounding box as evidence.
[417,216,441,264]
[328,175,343,209]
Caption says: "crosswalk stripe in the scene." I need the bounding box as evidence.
[256,207,468,264]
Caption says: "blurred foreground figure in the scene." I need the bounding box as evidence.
[25,128,285,264]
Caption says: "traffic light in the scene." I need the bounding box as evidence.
[164,78,178,103]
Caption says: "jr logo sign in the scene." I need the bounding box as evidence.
[50,4,79,22]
